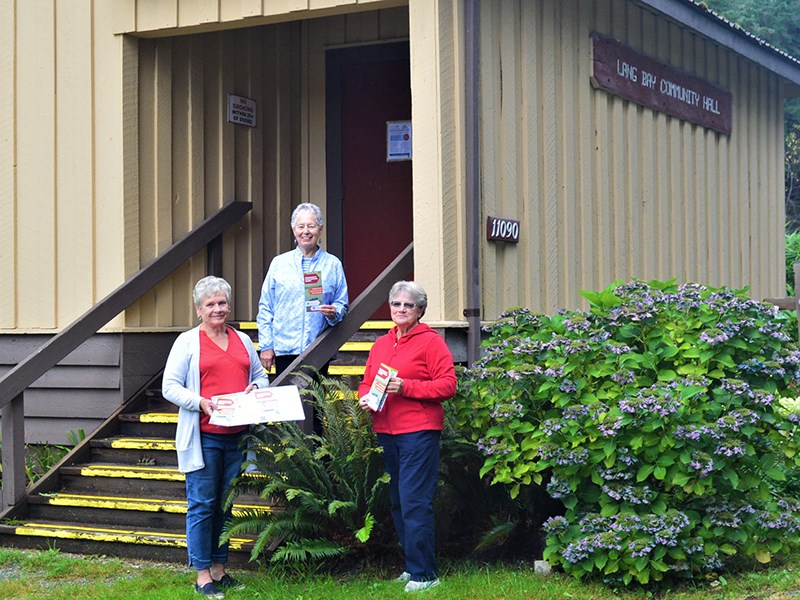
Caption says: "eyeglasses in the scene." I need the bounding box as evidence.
[390,301,416,309]
[294,223,320,232]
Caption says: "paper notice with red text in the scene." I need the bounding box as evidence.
[209,386,305,426]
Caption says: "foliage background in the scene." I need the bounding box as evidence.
[453,279,800,586]
[703,0,800,230]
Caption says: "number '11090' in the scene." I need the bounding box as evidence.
[486,216,520,243]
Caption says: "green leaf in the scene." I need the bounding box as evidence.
[656,454,675,467]
[755,549,771,563]
[719,543,737,555]
[765,466,787,481]
[671,472,690,486]
[636,464,655,482]
[600,503,617,517]
[355,512,375,543]
[680,385,706,400]
[658,368,678,381]
[594,554,608,569]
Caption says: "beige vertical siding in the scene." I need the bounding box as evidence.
[407,0,462,323]
[0,1,124,332]
[131,6,409,327]
[0,0,129,332]
[0,0,406,332]
[471,0,787,319]
[0,0,15,330]
[0,0,791,333]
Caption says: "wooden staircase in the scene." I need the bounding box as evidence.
[0,321,391,563]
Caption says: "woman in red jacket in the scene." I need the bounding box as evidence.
[358,281,457,593]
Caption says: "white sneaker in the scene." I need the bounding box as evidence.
[404,578,440,592]
[394,571,412,583]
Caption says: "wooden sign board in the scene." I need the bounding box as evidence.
[590,33,732,134]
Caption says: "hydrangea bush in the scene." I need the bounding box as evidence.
[453,279,800,585]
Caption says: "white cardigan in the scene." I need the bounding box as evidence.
[162,326,270,473]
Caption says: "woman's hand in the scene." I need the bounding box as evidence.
[260,349,275,371]
[358,395,372,412]
[319,304,337,320]
[244,383,259,393]
[199,397,216,417]
[386,376,404,395]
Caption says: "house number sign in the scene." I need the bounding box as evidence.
[486,216,520,243]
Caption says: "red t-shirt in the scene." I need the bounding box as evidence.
[199,326,250,435]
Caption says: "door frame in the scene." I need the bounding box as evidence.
[324,41,411,261]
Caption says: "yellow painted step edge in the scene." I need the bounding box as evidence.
[110,438,176,451]
[13,523,250,549]
[44,493,271,515]
[79,465,185,481]
[339,341,374,351]
[328,365,365,376]
[138,413,178,424]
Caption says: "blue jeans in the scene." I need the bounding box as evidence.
[378,430,441,582]
[184,432,243,570]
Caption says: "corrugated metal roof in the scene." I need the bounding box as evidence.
[638,0,800,87]
[689,0,800,65]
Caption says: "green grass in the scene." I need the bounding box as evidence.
[2,548,800,599]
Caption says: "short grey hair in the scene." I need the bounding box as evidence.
[290,203,324,229]
[193,276,231,307]
[389,280,428,317]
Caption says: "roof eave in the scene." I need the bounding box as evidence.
[636,0,800,91]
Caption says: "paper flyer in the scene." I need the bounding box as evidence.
[365,363,398,412]
[304,271,323,312]
[209,386,305,427]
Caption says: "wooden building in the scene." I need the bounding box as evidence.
[2,0,800,444]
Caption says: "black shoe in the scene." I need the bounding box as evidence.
[194,581,225,598]
[214,574,245,590]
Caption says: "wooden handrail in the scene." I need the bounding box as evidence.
[0,201,252,408]
[1,200,252,510]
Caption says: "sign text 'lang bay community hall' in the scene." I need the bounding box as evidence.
[591,33,732,135]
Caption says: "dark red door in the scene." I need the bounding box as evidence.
[328,45,412,319]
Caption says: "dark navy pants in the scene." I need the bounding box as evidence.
[377,430,440,582]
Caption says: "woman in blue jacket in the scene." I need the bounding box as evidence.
[256,203,349,377]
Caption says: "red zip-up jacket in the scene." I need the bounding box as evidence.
[358,322,456,435]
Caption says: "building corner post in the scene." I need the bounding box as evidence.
[464,0,481,366]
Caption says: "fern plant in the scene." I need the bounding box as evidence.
[222,374,390,572]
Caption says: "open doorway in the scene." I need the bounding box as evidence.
[326,42,413,319]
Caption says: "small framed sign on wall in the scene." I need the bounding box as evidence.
[386,120,412,161]
[227,94,257,128]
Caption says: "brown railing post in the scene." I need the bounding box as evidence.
[1,393,26,511]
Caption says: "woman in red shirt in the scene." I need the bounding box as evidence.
[163,276,269,598]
